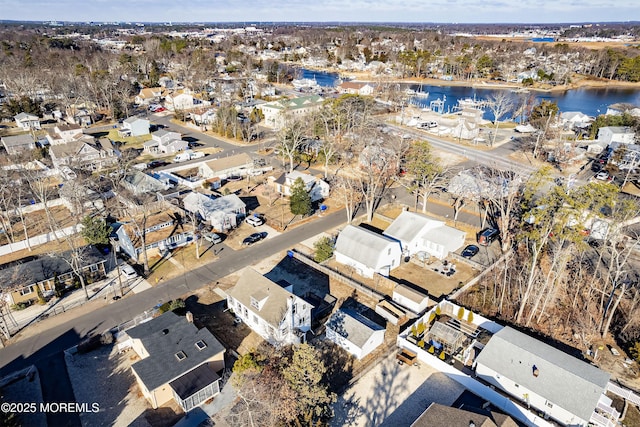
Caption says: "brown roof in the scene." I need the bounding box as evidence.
[202,153,253,173]
[121,211,182,248]
[339,82,367,89]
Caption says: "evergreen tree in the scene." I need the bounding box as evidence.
[289,177,312,217]
[80,216,112,246]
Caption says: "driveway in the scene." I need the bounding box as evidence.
[331,352,465,427]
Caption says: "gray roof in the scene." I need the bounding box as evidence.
[412,403,517,427]
[325,308,385,348]
[226,268,300,327]
[475,326,610,421]
[0,246,107,291]
[127,312,225,392]
[1,134,35,148]
[169,363,220,400]
[335,225,400,269]
[202,153,254,174]
[383,211,443,244]
[14,112,38,120]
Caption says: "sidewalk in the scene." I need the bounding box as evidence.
[5,264,153,337]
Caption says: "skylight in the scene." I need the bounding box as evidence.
[175,351,187,361]
[195,340,207,351]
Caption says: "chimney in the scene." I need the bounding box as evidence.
[186,311,194,323]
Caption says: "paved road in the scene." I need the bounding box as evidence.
[0,208,348,377]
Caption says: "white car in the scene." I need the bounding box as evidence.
[595,171,612,181]
[120,263,138,281]
[245,215,265,227]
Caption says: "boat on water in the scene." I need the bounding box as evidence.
[511,88,531,94]
[457,96,488,109]
[414,90,429,98]
[292,77,321,91]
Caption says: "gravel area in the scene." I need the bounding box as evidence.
[331,352,465,427]
[65,344,151,427]
[1,367,47,427]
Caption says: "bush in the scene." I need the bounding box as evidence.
[314,236,334,262]
[11,302,30,311]
[630,342,640,363]
[467,311,474,323]
[418,340,425,349]
[170,298,186,311]
[439,351,446,360]
[457,307,465,320]
[428,345,435,354]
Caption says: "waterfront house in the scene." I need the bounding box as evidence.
[336,82,376,96]
[124,311,225,411]
[597,126,636,145]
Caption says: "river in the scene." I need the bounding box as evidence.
[299,68,640,120]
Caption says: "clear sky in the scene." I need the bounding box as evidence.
[1,0,638,24]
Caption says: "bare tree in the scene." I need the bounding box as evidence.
[486,92,514,147]
[276,115,309,174]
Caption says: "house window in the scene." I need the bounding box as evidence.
[514,383,519,388]
[545,401,553,408]
[20,285,35,296]
[175,351,187,361]
[89,264,98,272]
[195,340,207,351]
[250,297,259,310]
[252,315,259,324]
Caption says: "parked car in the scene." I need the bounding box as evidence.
[245,215,265,227]
[478,228,499,246]
[461,245,479,258]
[203,232,222,244]
[148,160,168,168]
[242,232,267,246]
[595,170,613,182]
[120,263,138,281]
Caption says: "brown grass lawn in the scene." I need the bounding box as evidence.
[0,234,87,265]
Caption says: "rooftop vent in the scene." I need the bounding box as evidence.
[162,329,169,335]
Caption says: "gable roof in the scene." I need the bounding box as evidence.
[335,225,400,268]
[1,134,35,148]
[262,95,323,111]
[475,326,610,421]
[0,246,106,291]
[383,211,443,244]
[226,268,300,327]
[393,283,429,304]
[325,308,385,348]
[202,153,253,173]
[14,112,39,121]
[127,311,225,392]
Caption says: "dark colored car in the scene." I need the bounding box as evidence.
[478,228,499,246]
[242,232,267,246]
[461,245,479,258]
[147,160,168,168]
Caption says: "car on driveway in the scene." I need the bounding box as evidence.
[120,263,138,281]
[595,170,613,182]
[242,232,267,246]
[203,232,222,244]
[245,215,265,227]
[461,245,479,258]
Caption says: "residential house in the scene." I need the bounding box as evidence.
[182,192,246,232]
[121,117,150,137]
[271,170,330,202]
[198,153,254,179]
[383,211,466,260]
[189,108,216,126]
[475,326,613,426]
[412,403,518,427]
[597,126,636,145]
[121,171,176,197]
[49,137,118,171]
[135,87,163,105]
[124,311,225,411]
[226,268,313,345]
[114,211,193,261]
[259,95,324,130]
[165,91,211,112]
[1,134,36,155]
[46,124,84,146]
[392,282,430,314]
[143,130,188,155]
[334,225,402,278]
[451,108,483,141]
[325,307,386,359]
[336,81,375,96]
[0,246,108,306]
[560,111,593,130]
[14,112,41,131]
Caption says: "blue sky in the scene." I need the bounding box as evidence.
[1,0,638,23]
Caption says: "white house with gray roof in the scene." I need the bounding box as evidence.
[121,117,150,137]
[1,134,36,155]
[226,268,312,345]
[475,326,613,426]
[14,112,40,130]
[334,225,402,278]
[383,211,466,260]
[325,308,385,359]
[259,95,324,129]
[183,192,246,231]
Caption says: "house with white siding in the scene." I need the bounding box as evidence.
[258,95,324,130]
[14,112,41,130]
[226,268,313,345]
[325,307,385,359]
[334,225,402,278]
